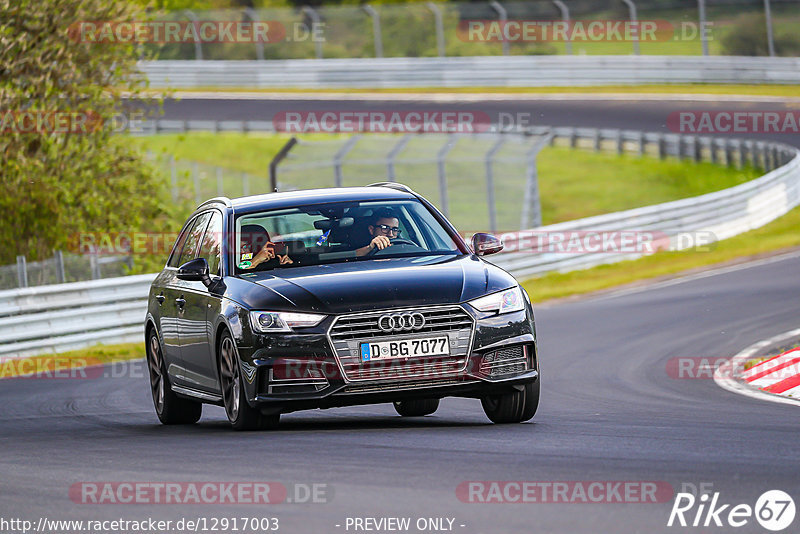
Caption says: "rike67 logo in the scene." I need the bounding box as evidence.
[668,489,795,531]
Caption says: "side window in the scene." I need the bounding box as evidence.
[167,216,197,268]
[178,211,212,266]
[198,211,223,276]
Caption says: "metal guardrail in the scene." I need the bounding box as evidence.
[140,56,800,88]
[3,126,799,358]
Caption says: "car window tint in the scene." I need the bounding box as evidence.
[178,211,212,266]
[167,216,197,268]
[198,211,223,276]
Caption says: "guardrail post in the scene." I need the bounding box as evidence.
[54,250,65,284]
[436,135,458,217]
[616,130,624,155]
[552,0,571,55]
[426,2,446,57]
[16,255,28,288]
[489,1,509,56]
[658,134,666,159]
[183,10,204,60]
[485,137,505,233]
[621,0,640,55]
[243,8,265,60]
[333,135,361,187]
[724,140,733,167]
[387,135,412,182]
[738,140,746,169]
[569,128,578,148]
[698,0,709,56]
[302,6,324,59]
[764,0,776,57]
[593,130,602,152]
[692,136,701,162]
[638,132,646,156]
[270,136,298,192]
[363,5,384,58]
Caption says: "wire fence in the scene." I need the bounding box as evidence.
[2,252,132,290]
[140,0,800,61]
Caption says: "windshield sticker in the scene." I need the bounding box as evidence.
[241,252,253,260]
[316,229,331,246]
[237,260,252,269]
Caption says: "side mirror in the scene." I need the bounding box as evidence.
[471,233,504,256]
[177,257,212,287]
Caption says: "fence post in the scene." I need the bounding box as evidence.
[242,171,250,196]
[333,135,361,187]
[270,137,298,192]
[724,139,733,167]
[302,6,324,59]
[489,1,509,56]
[521,132,552,229]
[616,130,624,155]
[552,0,571,55]
[54,250,65,284]
[89,254,101,280]
[387,135,412,182]
[485,137,505,233]
[692,136,701,162]
[243,7,265,60]
[698,0,709,56]
[638,131,646,156]
[593,129,602,152]
[363,5,384,58]
[658,134,666,159]
[216,167,224,196]
[738,140,747,169]
[569,128,578,148]
[621,0,640,55]
[436,135,458,217]
[170,155,178,201]
[192,162,201,205]
[183,10,204,60]
[764,0,776,57]
[16,255,28,288]
[426,2,446,57]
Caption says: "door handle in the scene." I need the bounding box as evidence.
[155,294,165,305]
[175,297,186,307]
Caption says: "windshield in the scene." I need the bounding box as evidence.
[234,199,462,274]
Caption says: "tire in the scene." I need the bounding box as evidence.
[146,329,202,425]
[481,380,539,424]
[393,398,440,417]
[218,331,280,431]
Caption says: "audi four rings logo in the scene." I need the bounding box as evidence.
[378,313,426,332]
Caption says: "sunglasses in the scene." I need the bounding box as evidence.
[375,224,401,235]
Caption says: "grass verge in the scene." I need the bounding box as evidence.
[0,343,144,379]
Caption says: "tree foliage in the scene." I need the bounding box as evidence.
[0,0,167,265]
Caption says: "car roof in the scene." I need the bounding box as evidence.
[208,186,417,215]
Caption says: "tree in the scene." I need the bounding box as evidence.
[0,0,166,265]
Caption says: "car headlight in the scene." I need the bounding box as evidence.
[468,286,525,315]
[249,311,326,333]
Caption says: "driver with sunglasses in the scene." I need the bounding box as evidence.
[355,208,403,257]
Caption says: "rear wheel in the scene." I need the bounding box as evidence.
[146,329,202,425]
[393,398,440,417]
[481,380,539,424]
[219,332,279,431]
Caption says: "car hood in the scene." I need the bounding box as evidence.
[237,254,516,314]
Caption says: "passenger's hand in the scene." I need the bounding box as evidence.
[370,235,392,251]
[277,254,293,265]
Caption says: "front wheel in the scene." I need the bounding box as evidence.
[393,398,440,417]
[146,329,202,425]
[481,380,539,424]
[218,332,279,431]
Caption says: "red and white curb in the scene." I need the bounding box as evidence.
[715,328,800,407]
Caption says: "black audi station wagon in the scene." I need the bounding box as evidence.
[145,183,539,430]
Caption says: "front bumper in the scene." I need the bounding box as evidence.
[237,303,538,414]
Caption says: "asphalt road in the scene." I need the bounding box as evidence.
[2,252,800,534]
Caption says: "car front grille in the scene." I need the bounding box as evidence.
[328,306,474,382]
[480,345,529,377]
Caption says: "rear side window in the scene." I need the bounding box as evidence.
[198,211,223,276]
[177,212,212,267]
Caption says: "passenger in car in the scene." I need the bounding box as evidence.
[355,208,402,256]
[238,224,293,270]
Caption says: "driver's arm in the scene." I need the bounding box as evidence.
[356,235,391,257]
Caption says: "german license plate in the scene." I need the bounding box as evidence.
[360,337,450,362]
